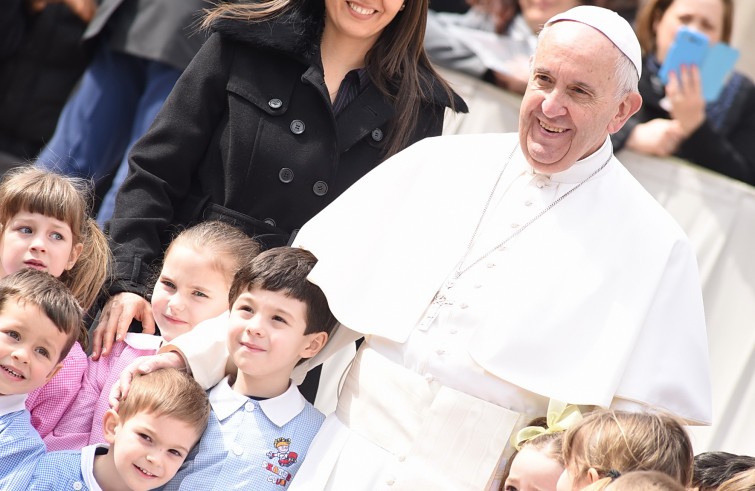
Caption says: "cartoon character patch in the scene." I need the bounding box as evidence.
[264,437,299,487]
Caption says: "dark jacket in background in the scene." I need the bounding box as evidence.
[84,0,207,70]
[0,4,92,164]
[106,5,467,296]
[612,56,755,186]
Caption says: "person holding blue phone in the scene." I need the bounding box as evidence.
[611,0,755,186]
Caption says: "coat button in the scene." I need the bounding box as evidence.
[279,168,294,183]
[290,120,305,134]
[264,218,276,227]
[313,181,328,196]
[268,98,282,109]
[371,128,384,142]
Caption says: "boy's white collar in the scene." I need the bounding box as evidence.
[0,393,27,416]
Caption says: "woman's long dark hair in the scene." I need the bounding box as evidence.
[202,0,459,159]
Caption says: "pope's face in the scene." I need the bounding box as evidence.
[518,21,641,174]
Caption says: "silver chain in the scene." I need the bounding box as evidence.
[453,146,611,279]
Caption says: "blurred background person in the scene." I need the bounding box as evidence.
[35,0,209,223]
[611,0,755,186]
[0,0,95,174]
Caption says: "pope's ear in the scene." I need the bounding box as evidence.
[608,91,642,134]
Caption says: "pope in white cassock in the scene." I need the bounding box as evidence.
[141,5,710,490]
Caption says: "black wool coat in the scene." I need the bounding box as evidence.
[107,7,467,296]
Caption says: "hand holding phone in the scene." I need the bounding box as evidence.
[658,26,740,102]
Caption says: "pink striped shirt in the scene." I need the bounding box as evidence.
[43,334,162,451]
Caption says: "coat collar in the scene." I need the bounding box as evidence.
[209,2,324,64]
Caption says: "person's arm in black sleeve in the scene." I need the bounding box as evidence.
[106,32,232,295]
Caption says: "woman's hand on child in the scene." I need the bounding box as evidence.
[109,351,187,410]
[91,292,155,360]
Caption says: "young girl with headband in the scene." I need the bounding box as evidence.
[501,401,582,491]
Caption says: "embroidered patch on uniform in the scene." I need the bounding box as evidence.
[264,437,298,486]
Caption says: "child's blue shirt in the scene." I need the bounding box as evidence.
[0,394,45,490]
[29,444,108,490]
[163,377,324,490]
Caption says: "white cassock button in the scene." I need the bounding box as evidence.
[398,455,406,462]
[524,199,533,206]
[459,303,469,309]
[487,262,496,268]
[450,328,458,334]
[510,223,520,228]
[387,479,396,486]
[474,283,482,289]
[436,348,445,355]
[232,443,244,456]
[245,401,255,412]
[425,373,435,382]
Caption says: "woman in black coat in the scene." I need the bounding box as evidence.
[93,0,467,359]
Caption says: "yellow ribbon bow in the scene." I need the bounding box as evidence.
[512,399,583,450]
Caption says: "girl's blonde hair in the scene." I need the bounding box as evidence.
[0,167,112,348]
[163,221,260,284]
[562,409,694,487]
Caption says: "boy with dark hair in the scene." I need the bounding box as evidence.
[164,247,337,490]
[0,269,82,489]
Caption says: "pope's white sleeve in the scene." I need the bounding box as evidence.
[160,312,230,390]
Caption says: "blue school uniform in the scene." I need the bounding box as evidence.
[163,377,324,490]
[30,444,108,490]
[0,394,45,490]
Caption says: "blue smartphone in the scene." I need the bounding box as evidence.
[658,27,709,85]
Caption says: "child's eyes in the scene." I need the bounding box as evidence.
[160,279,176,290]
[236,304,253,313]
[50,232,64,241]
[272,315,288,325]
[35,347,50,358]
[192,290,209,298]
[3,330,20,341]
[168,449,183,458]
[16,226,32,234]
[139,433,152,443]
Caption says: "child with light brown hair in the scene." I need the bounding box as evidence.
[556,409,694,491]
[0,166,111,442]
[30,368,210,490]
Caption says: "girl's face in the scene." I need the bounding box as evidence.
[151,244,232,342]
[324,0,404,48]
[0,211,82,278]
[504,446,564,491]
[654,0,725,62]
